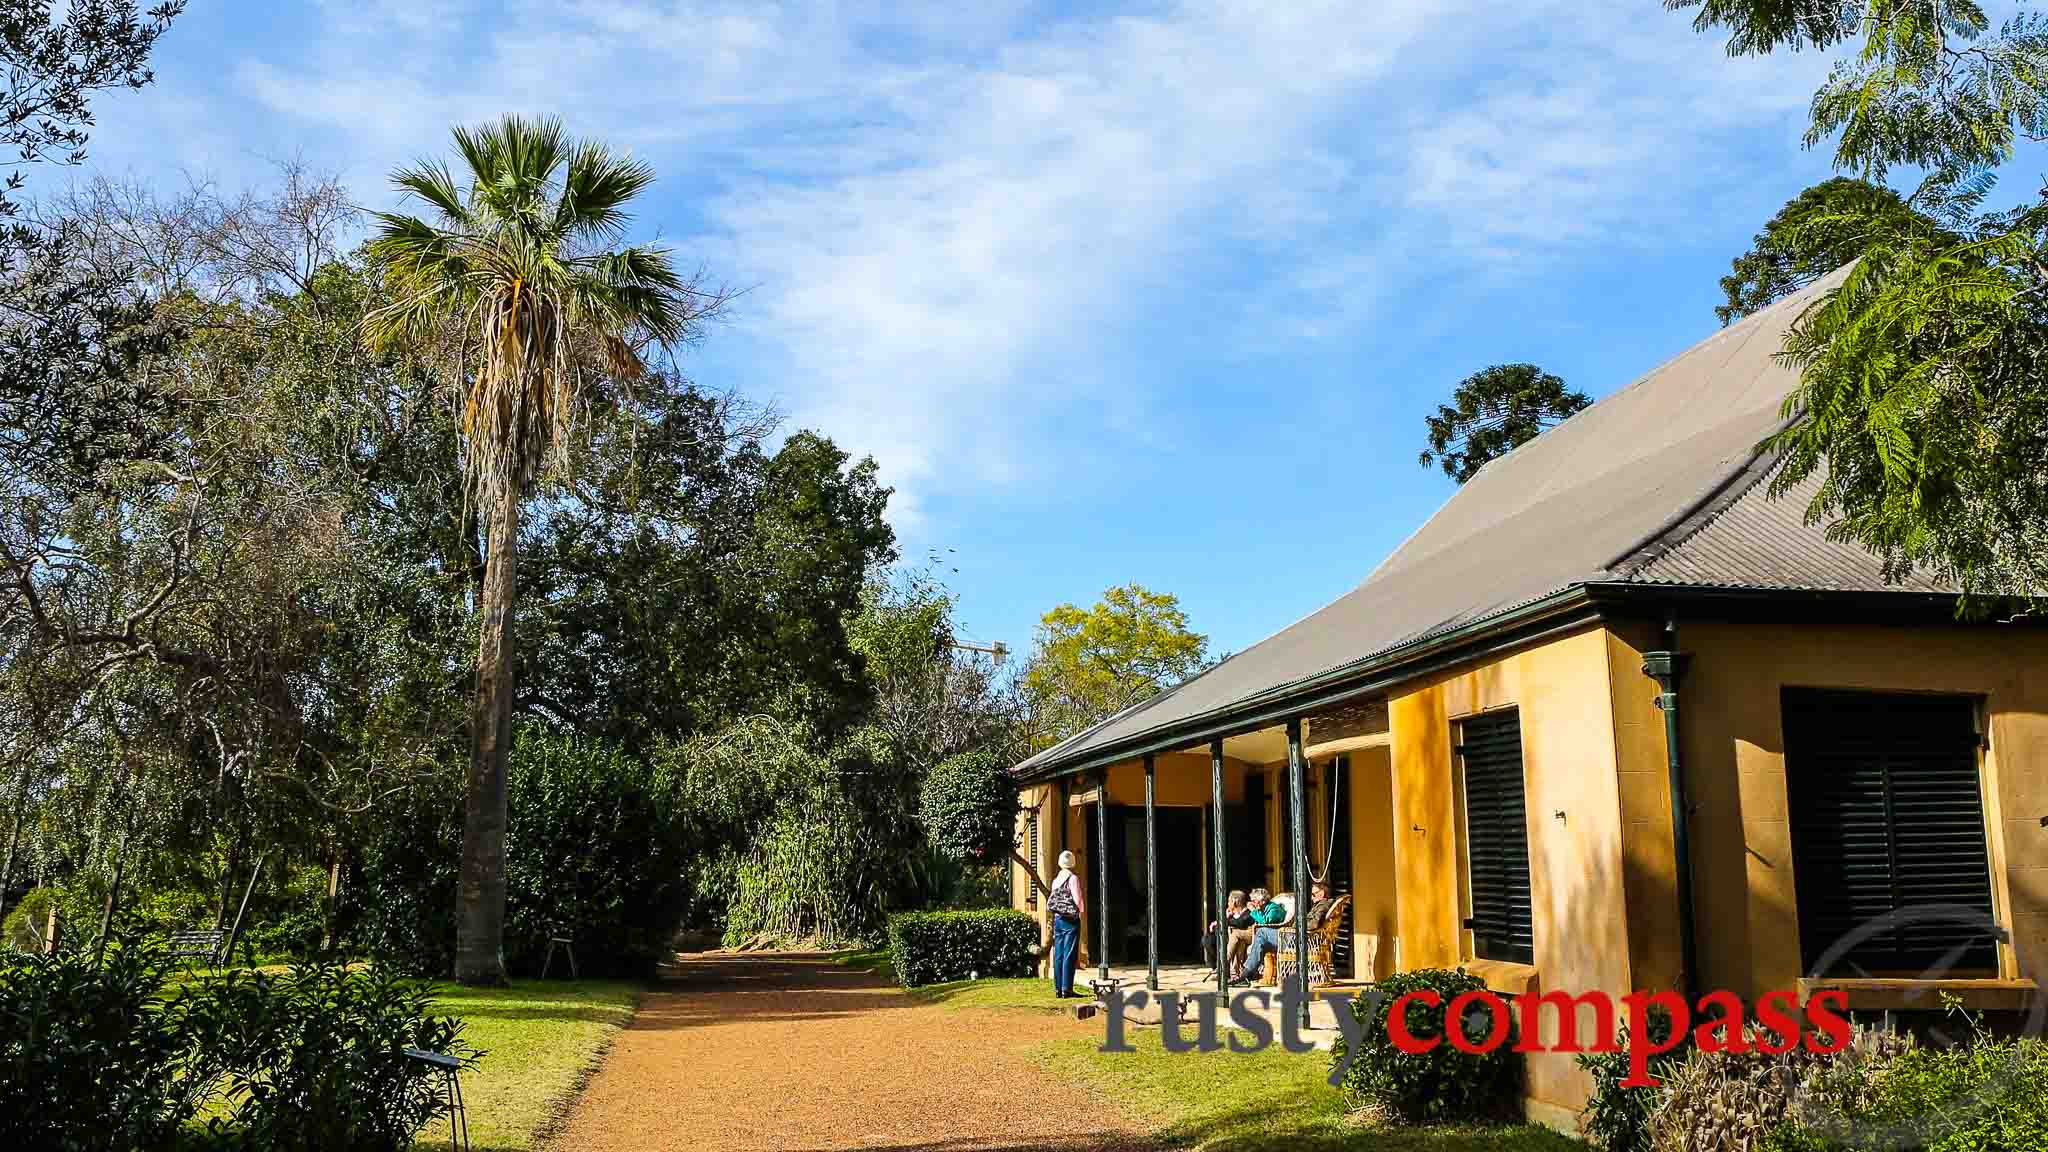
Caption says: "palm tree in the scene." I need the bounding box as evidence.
[366,116,701,984]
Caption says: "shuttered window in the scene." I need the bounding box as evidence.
[1784,689,1998,975]
[1458,710,1534,965]
[1025,813,1040,910]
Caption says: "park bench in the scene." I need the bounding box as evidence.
[166,928,225,966]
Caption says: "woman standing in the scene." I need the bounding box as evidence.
[1046,849,1086,998]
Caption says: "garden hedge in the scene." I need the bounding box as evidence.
[886,909,1037,987]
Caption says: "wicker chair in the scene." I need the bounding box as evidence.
[1276,893,1351,989]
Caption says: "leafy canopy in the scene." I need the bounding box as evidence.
[1418,363,1589,483]
[1676,1,2048,599]
[1020,583,1208,749]
[1717,177,1951,325]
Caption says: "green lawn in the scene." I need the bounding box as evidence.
[907,975,1073,1011]
[830,945,894,974]
[1033,1013,1585,1152]
[426,979,640,1152]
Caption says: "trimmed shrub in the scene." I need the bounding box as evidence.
[887,909,1037,987]
[1578,1007,1684,1152]
[347,779,461,976]
[0,941,196,1151]
[174,961,476,1150]
[1336,967,1522,1124]
[919,747,1016,865]
[503,728,690,976]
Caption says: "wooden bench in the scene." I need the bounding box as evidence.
[166,929,225,966]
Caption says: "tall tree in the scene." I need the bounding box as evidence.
[847,569,1015,774]
[0,0,184,483]
[1019,583,1207,750]
[1674,1,2048,600]
[1418,363,1589,483]
[365,116,717,984]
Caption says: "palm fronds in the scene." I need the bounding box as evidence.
[364,114,713,509]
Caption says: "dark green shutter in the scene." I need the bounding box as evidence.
[1459,710,1534,964]
[1783,689,1998,975]
[1026,814,1039,910]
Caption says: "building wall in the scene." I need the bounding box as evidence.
[1012,616,2047,1126]
[1674,621,2048,999]
[1605,622,1685,995]
[1388,624,1635,1125]
[1349,745,1398,980]
[1012,781,1064,940]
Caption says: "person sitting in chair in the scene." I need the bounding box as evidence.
[1228,877,1343,975]
[1203,889,1256,971]
[1232,887,1289,983]
[1301,878,1336,934]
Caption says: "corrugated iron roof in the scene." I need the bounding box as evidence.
[1015,265,1940,778]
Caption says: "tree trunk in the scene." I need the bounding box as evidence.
[222,851,266,967]
[0,761,30,916]
[94,814,134,965]
[214,821,248,930]
[456,479,518,986]
[321,841,342,953]
[1011,846,1051,896]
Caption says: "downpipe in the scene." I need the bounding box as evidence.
[1641,616,1699,1004]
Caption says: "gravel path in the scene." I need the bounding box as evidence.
[549,952,1159,1152]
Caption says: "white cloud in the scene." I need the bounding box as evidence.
[89,0,1838,536]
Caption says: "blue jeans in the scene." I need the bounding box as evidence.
[1051,915,1080,996]
[1239,925,1284,980]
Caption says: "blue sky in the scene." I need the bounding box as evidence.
[83,1,1846,658]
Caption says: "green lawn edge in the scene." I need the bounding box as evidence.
[427,978,642,1152]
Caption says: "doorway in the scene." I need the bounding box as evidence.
[1083,805,1206,966]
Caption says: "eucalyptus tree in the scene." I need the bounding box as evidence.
[366,117,716,983]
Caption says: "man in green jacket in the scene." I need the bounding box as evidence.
[1234,888,1290,984]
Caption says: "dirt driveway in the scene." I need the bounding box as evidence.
[549,952,1157,1152]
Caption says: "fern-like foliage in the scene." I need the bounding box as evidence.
[1770,194,2048,599]
[1679,1,2048,604]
